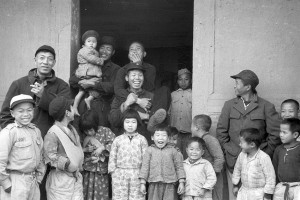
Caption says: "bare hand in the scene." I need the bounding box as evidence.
[140,184,147,195]
[125,93,138,106]
[233,186,239,197]
[137,98,152,111]
[30,82,44,98]
[177,182,185,195]
[198,188,205,197]
[129,52,142,64]
[83,145,95,153]
[93,144,105,156]
[90,156,99,164]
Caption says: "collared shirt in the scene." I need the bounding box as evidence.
[139,144,185,183]
[169,88,192,133]
[232,150,276,194]
[273,143,300,182]
[183,158,216,197]
[108,133,148,173]
[0,122,45,189]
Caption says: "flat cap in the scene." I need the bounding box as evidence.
[99,36,116,49]
[35,45,56,59]
[231,69,259,89]
[10,94,35,110]
[126,62,145,74]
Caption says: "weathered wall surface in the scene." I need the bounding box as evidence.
[0,0,79,107]
[193,0,300,133]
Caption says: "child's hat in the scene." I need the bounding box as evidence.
[230,69,259,89]
[126,62,145,74]
[99,36,116,49]
[49,96,74,121]
[10,94,35,110]
[82,30,99,43]
[178,68,191,76]
[35,45,56,59]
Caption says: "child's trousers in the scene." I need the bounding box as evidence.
[111,168,144,200]
[148,182,178,200]
[273,182,300,200]
[0,172,40,200]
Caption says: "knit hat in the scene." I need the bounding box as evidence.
[82,30,99,43]
[10,94,35,110]
[49,96,74,121]
[230,69,259,89]
[35,45,56,59]
[99,36,116,49]
[178,68,191,76]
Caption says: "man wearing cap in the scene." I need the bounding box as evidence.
[0,94,45,199]
[69,35,120,127]
[216,69,281,200]
[0,45,70,137]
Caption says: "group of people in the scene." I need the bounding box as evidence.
[0,29,298,200]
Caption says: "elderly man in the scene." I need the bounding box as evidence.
[216,69,281,200]
[0,45,70,137]
[69,36,120,127]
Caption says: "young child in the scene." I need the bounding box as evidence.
[79,110,115,200]
[169,68,192,159]
[44,96,84,199]
[191,115,225,200]
[280,99,299,120]
[139,124,186,200]
[0,94,45,200]
[183,137,217,200]
[74,30,104,114]
[169,126,179,146]
[272,118,300,200]
[108,109,148,200]
[232,128,276,200]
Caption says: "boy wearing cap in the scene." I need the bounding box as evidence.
[216,69,281,200]
[44,96,84,200]
[0,94,45,200]
[73,30,104,115]
[109,63,167,143]
[168,68,192,159]
[69,36,120,127]
[0,45,70,137]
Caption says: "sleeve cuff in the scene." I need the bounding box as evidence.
[1,177,12,190]
[57,156,69,170]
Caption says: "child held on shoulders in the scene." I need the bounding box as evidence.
[139,124,186,200]
[232,128,276,200]
[79,110,115,200]
[183,137,217,200]
[74,30,104,115]
[191,115,225,200]
[272,118,300,200]
[0,94,45,200]
[169,68,192,159]
[108,109,148,200]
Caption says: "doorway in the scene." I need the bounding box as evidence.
[80,0,193,91]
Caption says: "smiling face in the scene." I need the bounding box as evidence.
[126,69,144,90]
[11,102,34,126]
[152,130,169,149]
[281,103,299,120]
[186,141,204,161]
[128,42,146,61]
[99,44,115,61]
[35,51,56,77]
[124,118,138,134]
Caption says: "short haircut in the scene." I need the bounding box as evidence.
[153,123,170,136]
[193,114,212,132]
[169,126,179,137]
[240,128,262,148]
[281,99,299,110]
[186,137,206,150]
[79,110,99,134]
[281,118,300,136]
[129,41,145,51]
[122,109,143,127]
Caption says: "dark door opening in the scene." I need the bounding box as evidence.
[80,0,193,91]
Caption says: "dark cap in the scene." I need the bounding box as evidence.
[99,36,116,49]
[126,62,145,74]
[231,70,259,89]
[35,45,56,59]
[82,30,99,43]
[10,94,35,110]
[49,96,74,121]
